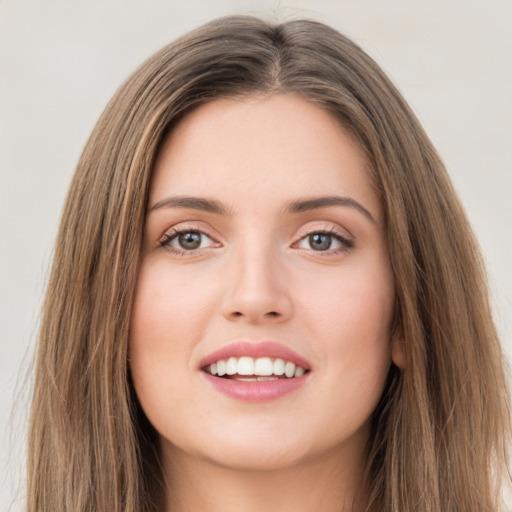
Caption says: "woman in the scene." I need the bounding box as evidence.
[27,15,510,512]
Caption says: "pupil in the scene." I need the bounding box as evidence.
[310,233,332,251]
[179,232,201,249]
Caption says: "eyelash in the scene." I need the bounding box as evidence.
[294,226,354,255]
[158,226,217,256]
[158,225,354,256]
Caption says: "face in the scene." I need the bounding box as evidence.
[130,94,398,472]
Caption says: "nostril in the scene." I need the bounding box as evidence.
[231,311,279,317]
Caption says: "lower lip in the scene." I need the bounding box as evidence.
[202,372,309,402]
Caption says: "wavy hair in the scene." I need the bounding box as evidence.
[28,15,510,511]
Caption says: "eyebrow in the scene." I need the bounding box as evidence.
[149,195,375,223]
[283,196,375,223]
[149,196,232,215]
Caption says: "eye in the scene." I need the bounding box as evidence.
[296,229,353,254]
[159,228,217,254]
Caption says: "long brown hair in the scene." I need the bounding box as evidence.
[28,15,510,511]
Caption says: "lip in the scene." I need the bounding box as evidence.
[201,372,309,402]
[199,341,312,370]
[199,341,311,403]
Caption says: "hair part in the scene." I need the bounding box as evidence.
[28,15,511,512]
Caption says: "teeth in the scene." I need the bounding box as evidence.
[235,376,279,382]
[273,358,285,375]
[254,357,273,376]
[226,357,237,375]
[217,359,227,376]
[285,362,296,378]
[206,356,307,379]
[237,356,254,375]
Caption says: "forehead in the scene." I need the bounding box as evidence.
[151,94,381,222]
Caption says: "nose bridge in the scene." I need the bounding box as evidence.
[222,233,292,323]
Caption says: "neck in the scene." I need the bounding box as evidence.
[161,438,367,512]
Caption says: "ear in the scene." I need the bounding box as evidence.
[391,330,406,369]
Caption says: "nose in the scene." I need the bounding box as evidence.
[221,243,293,324]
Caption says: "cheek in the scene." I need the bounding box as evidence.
[301,259,395,394]
[303,254,394,334]
[129,261,217,412]
[130,260,216,354]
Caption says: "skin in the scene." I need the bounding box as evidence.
[130,94,401,511]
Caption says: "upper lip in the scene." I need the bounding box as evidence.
[199,341,312,370]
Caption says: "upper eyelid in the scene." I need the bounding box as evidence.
[293,227,353,250]
[160,225,217,244]
[161,221,350,240]
[159,227,218,254]
[294,221,353,241]
[161,221,218,238]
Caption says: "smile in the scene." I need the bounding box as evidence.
[204,356,307,380]
[200,341,311,401]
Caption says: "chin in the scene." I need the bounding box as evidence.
[197,443,313,473]
[160,421,314,472]
[161,417,368,475]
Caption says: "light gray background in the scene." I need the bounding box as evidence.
[1,1,511,510]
